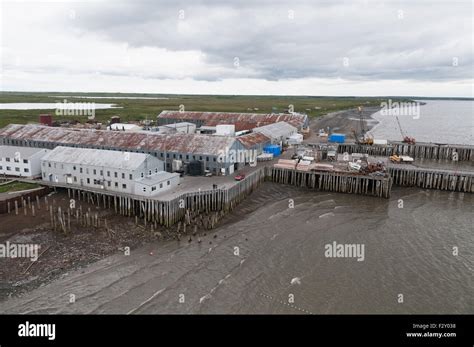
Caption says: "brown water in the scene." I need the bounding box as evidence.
[0,183,472,314]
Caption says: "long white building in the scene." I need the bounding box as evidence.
[40,146,179,196]
[0,145,49,178]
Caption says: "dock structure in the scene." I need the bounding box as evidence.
[337,142,474,162]
[388,165,474,192]
[265,167,392,198]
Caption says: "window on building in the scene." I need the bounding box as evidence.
[167,180,170,185]
[15,167,20,172]
[24,168,29,173]
[186,155,189,160]
[107,181,111,187]
[152,186,156,191]
[7,166,11,171]
[159,183,163,188]
[114,172,118,178]
[166,154,169,158]
[73,166,76,171]
[129,174,132,180]
[48,163,51,168]
[213,158,216,162]
[23,159,28,164]
[74,176,77,182]
[107,171,110,177]
[93,169,97,175]
[122,184,127,189]
[142,187,146,192]
[173,154,176,159]
[87,178,90,184]
[148,170,152,175]
[100,170,103,176]
[6,158,10,162]
[160,153,163,157]
[0,166,2,170]
[141,172,144,178]
[115,182,118,188]
[14,158,19,163]
[80,168,83,173]
[122,173,125,179]
[86,168,89,174]
[199,156,203,160]
[155,168,158,173]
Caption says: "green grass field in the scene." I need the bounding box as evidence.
[0,91,413,129]
[0,181,40,193]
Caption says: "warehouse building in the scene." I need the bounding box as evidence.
[157,110,309,131]
[252,122,298,145]
[0,145,49,178]
[236,133,271,164]
[0,124,246,176]
[40,146,178,196]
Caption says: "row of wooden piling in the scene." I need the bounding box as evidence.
[61,167,267,228]
[337,142,474,161]
[388,166,474,192]
[265,167,392,198]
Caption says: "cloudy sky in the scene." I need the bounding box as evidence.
[0,0,472,96]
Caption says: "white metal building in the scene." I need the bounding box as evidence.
[252,122,298,145]
[0,145,49,178]
[134,171,180,196]
[40,146,178,196]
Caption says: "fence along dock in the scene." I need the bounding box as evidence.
[388,165,474,192]
[337,142,474,162]
[265,167,392,198]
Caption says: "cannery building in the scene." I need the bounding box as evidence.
[0,124,249,176]
[40,146,179,196]
[0,145,49,178]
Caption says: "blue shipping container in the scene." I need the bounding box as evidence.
[263,144,281,157]
[328,133,346,143]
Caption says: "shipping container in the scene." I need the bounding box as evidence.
[328,133,346,143]
[263,144,281,156]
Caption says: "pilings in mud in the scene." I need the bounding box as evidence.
[337,142,474,162]
[62,167,266,228]
[265,167,392,198]
[388,166,474,192]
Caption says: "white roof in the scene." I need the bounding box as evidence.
[41,146,156,170]
[162,122,196,128]
[253,122,297,139]
[0,145,47,159]
[135,172,179,186]
[108,123,141,130]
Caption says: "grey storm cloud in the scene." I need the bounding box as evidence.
[61,0,474,82]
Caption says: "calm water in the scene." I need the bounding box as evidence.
[1,184,472,314]
[369,100,474,145]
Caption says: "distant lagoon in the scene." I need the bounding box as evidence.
[0,103,121,110]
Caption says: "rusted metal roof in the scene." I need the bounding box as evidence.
[236,132,271,149]
[0,124,235,156]
[157,110,307,131]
